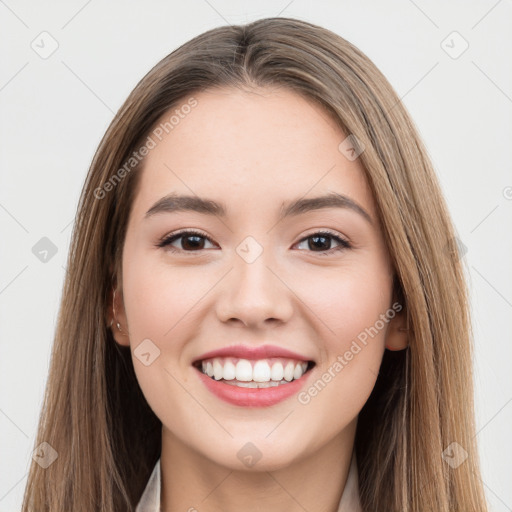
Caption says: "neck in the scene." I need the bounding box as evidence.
[160,420,357,512]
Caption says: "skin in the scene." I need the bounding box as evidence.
[110,86,408,512]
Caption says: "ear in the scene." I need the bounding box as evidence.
[384,309,409,351]
[383,285,409,351]
[107,283,130,347]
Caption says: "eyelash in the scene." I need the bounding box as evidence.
[156,229,351,256]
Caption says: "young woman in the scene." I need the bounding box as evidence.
[22,17,489,512]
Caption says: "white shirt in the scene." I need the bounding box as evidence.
[136,450,362,512]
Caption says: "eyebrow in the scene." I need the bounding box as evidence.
[145,192,373,225]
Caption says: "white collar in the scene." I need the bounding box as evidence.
[136,450,362,511]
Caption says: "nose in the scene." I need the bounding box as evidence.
[215,250,294,329]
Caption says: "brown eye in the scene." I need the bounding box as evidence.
[157,230,216,253]
[156,229,350,256]
[295,231,351,255]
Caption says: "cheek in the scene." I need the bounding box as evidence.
[122,253,209,343]
[121,254,207,426]
[290,259,392,429]
[295,261,393,350]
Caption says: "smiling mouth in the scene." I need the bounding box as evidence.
[193,357,316,388]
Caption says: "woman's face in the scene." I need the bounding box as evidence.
[113,86,406,471]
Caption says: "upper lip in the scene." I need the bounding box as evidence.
[193,344,314,364]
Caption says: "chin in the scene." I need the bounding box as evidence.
[196,432,310,473]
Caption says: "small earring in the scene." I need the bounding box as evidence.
[111,288,127,336]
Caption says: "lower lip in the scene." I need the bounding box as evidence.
[195,367,313,407]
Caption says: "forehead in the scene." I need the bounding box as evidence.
[131,86,376,222]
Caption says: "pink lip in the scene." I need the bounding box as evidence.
[193,344,313,364]
[195,367,314,407]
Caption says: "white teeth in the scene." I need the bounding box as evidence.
[199,357,310,383]
[270,362,284,381]
[235,359,253,382]
[223,361,236,380]
[213,359,224,380]
[283,361,295,382]
[223,379,289,388]
[293,363,303,380]
[253,361,271,382]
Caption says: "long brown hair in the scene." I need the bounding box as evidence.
[22,17,488,511]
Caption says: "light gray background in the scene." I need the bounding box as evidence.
[1,1,511,510]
